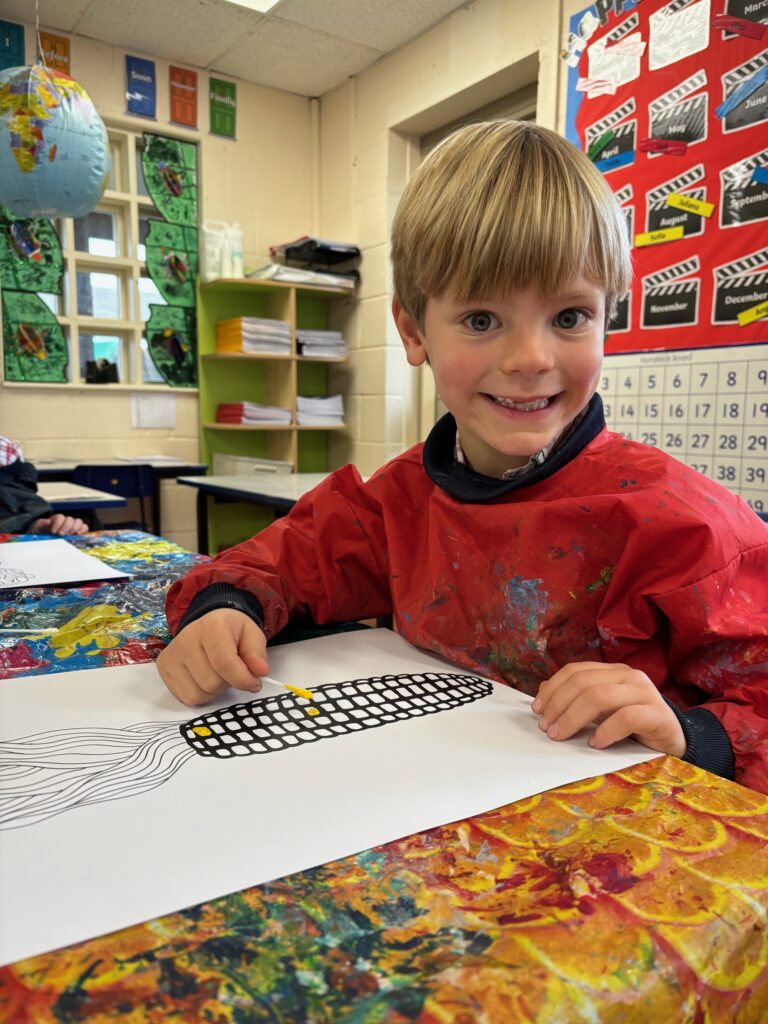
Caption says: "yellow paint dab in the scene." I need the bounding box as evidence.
[285,683,314,701]
[307,707,320,717]
[192,726,212,736]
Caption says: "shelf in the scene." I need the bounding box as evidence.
[201,353,348,364]
[202,422,347,431]
[201,353,294,362]
[200,277,353,298]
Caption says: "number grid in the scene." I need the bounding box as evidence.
[599,344,768,514]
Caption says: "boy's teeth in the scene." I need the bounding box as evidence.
[492,395,550,411]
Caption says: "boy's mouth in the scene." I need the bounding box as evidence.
[486,394,559,412]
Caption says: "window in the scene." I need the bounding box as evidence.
[18,125,197,388]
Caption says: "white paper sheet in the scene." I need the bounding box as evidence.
[0,629,657,966]
[649,0,710,71]
[0,539,127,589]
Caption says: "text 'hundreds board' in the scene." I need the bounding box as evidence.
[599,344,768,514]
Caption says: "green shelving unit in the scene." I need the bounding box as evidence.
[196,277,353,551]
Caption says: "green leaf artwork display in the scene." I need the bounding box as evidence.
[0,202,63,294]
[146,304,196,388]
[141,133,197,227]
[145,219,197,308]
[2,291,68,382]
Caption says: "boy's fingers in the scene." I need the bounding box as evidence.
[590,705,655,749]
[539,682,641,740]
[207,636,263,692]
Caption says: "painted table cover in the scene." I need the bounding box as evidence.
[0,757,766,1021]
[0,531,206,678]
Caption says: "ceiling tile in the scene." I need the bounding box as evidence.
[0,0,92,34]
[74,0,262,69]
[275,0,469,52]
[216,17,382,97]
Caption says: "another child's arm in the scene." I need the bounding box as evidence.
[532,662,686,756]
[157,608,270,706]
[30,513,89,535]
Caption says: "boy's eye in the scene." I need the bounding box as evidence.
[463,311,499,332]
[554,308,587,330]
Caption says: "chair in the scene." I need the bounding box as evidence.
[71,464,155,532]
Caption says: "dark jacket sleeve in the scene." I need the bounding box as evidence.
[0,461,51,533]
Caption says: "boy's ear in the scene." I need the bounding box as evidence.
[392,297,428,367]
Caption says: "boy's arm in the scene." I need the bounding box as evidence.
[654,540,768,792]
[166,465,393,639]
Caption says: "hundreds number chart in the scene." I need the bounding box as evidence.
[598,345,768,516]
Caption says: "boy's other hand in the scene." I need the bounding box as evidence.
[531,661,687,758]
[32,514,89,536]
[157,608,270,706]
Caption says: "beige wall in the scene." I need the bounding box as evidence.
[321,0,568,477]
[0,25,314,549]
[2,0,579,538]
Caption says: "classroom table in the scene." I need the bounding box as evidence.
[37,481,128,511]
[34,459,207,536]
[0,533,767,1019]
[178,472,329,554]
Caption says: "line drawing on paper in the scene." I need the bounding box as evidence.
[0,672,492,830]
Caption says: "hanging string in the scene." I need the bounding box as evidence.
[35,0,48,69]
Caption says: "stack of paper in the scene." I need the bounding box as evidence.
[216,317,292,355]
[216,402,292,425]
[296,329,349,359]
[246,263,356,292]
[296,394,345,427]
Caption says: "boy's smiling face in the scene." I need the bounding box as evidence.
[394,279,605,478]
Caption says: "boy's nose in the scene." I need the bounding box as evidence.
[499,331,555,376]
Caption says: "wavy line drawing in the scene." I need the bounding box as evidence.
[0,672,491,830]
[0,567,35,587]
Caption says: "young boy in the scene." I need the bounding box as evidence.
[159,121,768,794]
[0,435,89,535]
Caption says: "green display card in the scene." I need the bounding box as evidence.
[145,219,198,308]
[209,78,236,139]
[141,134,198,227]
[145,304,197,387]
[0,203,63,294]
[2,291,68,383]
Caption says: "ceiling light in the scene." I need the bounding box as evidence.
[222,0,281,12]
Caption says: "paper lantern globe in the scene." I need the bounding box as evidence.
[0,65,110,219]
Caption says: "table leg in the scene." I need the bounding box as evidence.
[197,490,209,556]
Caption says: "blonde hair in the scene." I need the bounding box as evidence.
[391,120,632,325]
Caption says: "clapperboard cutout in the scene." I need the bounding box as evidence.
[721,48,768,133]
[588,12,642,91]
[646,164,707,237]
[720,146,768,227]
[642,256,701,329]
[648,70,708,152]
[712,246,768,323]
[586,99,637,173]
[608,184,633,333]
[723,0,768,40]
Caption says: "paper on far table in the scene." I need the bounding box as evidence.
[0,628,656,965]
[0,538,128,589]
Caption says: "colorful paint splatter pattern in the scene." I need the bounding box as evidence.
[1,758,766,1022]
[0,531,206,677]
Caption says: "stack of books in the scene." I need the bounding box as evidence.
[216,317,292,355]
[216,402,292,425]
[296,329,349,359]
[296,394,345,427]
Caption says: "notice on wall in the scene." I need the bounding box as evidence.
[126,55,157,119]
[209,77,237,138]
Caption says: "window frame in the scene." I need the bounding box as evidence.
[1,119,200,392]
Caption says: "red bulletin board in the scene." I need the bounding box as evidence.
[563,0,768,355]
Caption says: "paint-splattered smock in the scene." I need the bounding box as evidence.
[167,396,768,793]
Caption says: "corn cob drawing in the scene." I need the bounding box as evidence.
[0,672,491,830]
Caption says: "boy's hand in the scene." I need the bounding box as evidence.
[157,609,270,706]
[531,662,686,758]
[32,514,89,535]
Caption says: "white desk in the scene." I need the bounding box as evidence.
[38,482,128,510]
[177,473,330,553]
